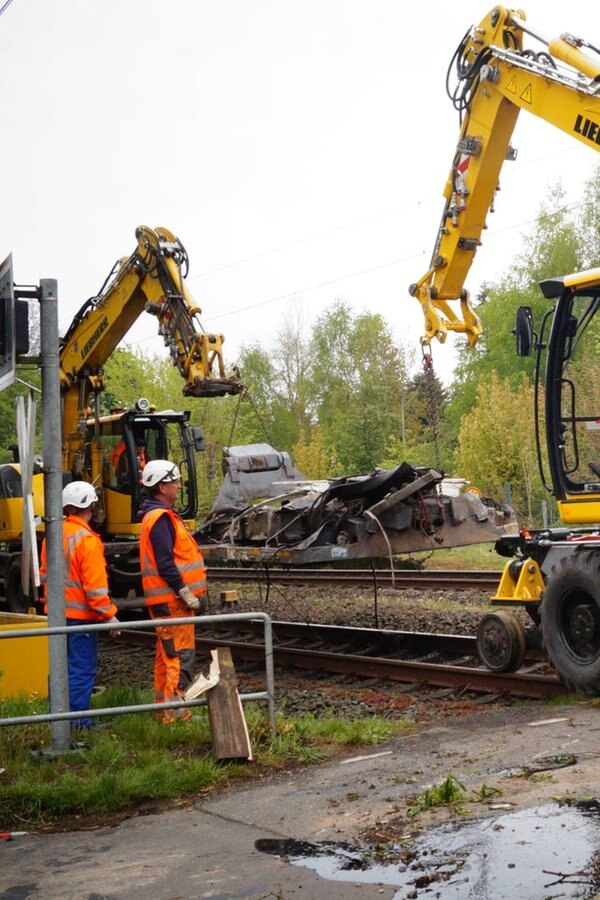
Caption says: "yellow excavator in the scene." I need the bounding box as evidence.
[0,226,242,612]
[410,7,600,692]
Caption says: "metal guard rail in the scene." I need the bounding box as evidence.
[0,612,276,734]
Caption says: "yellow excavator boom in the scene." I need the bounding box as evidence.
[59,226,242,473]
[410,6,600,347]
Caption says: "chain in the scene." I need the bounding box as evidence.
[226,392,244,448]
[422,344,441,471]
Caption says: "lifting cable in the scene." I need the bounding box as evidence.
[225,391,243,448]
[230,388,277,449]
[422,345,441,473]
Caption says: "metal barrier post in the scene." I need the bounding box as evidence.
[39,277,70,754]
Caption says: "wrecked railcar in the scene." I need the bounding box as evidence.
[196,444,517,565]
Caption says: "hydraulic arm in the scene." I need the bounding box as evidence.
[409,5,600,347]
[59,226,242,473]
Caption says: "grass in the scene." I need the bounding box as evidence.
[407,773,502,818]
[0,687,408,831]
[420,543,503,571]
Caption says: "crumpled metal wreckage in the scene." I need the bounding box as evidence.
[196,444,518,565]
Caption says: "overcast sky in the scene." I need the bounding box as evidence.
[1,0,598,385]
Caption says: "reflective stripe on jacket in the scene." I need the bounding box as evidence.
[140,506,206,607]
[40,515,117,621]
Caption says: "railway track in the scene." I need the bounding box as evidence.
[119,618,565,701]
[206,567,502,591]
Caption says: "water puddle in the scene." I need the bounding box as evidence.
[256,800,600,898]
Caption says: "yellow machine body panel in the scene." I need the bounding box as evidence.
[0,612,49,699]
[557,498,600,526]
[0,467,44,544]
[492,557,544,605]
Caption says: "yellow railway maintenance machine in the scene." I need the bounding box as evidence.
[408,7,600,692]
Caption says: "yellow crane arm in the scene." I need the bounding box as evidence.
[60,226,242,470]
[410,5,600,347]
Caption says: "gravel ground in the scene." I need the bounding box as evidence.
[223,582,496,633]
[98,583,528,722]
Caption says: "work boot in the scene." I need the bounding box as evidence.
[160,710,195,724]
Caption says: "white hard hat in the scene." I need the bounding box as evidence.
[62,481,99,509]
[141,459,181,487]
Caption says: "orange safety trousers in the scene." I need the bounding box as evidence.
[148,595,195,724]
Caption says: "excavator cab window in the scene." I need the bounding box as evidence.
[0,466,23,500]
[84,409,197,529]
[541,288,600,502]
[130,416,195,519]
[162,422,193,517]
[108,434,147,488]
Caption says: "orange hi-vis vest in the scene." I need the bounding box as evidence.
[110,441,147,473]
[140,506,207,608]
[40,515,117,621]
[109,441,127,469]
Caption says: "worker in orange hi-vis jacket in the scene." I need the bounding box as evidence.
[40,482,120,731]
[110,437,147,485]
[139,460,207,723]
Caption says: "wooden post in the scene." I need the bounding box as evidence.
[220,589,239,607]
[206,647,252,761]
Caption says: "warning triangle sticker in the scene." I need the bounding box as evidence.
[520,83,533,105]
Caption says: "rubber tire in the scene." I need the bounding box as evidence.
[7,560,31,614]
[476,610,526,673]
[541,552,600,694]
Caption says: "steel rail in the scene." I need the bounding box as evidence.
[121,618,563,700]
[206,567,502,591]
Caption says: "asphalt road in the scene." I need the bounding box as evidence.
[3,699,600,899]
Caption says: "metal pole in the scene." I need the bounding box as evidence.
[39,278,70,753]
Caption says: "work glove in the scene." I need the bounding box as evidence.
[107,616,121,639]
[179,586,201,611]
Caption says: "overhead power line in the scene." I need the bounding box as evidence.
[121,198,580,347]
[0,0,15,17]
[187,146,585,285]
[206,202,579,323]
[188,199,427,282]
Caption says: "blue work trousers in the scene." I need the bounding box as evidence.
[67,621,99,730]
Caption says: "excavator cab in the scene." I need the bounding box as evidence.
[518,270,600,525]
[81,400,202,537]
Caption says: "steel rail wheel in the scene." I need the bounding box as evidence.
[476,609,526,673]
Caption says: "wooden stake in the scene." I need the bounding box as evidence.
[206,647,252,761]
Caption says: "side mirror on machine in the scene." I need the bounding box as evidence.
[514,306,534,357]
[191,426,205,452]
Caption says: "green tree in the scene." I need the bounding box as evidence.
[101,347,150,412]
[382,368,449,470]
[448,182,582,439]
[310,301,408,473]
[455,371,545,522]
[232,301,316,451]
[232,345,285,446]
[574,162,600,269]
[291,425,338,479]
